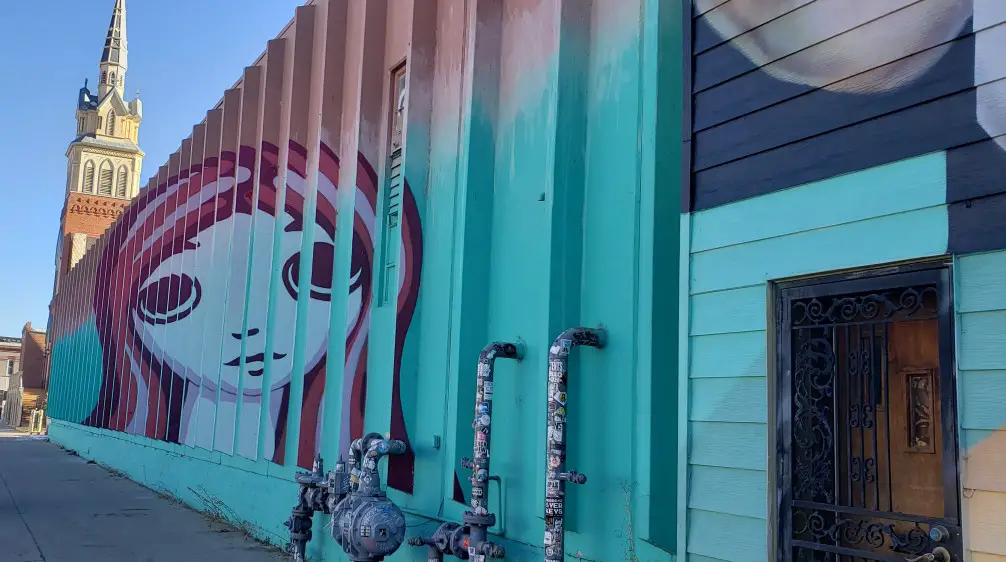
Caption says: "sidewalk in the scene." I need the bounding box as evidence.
[0,426,288,562]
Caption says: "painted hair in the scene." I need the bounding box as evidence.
[85,138,422,486]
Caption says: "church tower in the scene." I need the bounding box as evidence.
[54,0,143,292]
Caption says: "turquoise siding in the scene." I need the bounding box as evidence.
[681,152,950,562]
[955,251,1006,450]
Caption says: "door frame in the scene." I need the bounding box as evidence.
[767,259,963,562]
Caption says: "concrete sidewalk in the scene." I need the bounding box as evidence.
[0,426,288,562]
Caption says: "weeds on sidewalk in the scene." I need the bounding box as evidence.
[188,485,287,556]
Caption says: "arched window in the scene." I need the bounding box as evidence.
[82,161,95,193]
[98,161,113,195]
[105,111,116,135]
[110,72,116,87]
[115,166,128,197]
[102,71,108,84]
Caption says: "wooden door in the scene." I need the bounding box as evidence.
[778,266,963,562]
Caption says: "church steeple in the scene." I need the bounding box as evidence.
[98,0,127,99]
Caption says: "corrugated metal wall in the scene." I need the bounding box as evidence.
[47,1,681,560]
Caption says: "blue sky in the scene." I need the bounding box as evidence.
[0,0,303,337]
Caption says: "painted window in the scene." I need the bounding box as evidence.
[82,160,95,193]
[106,111,116,136]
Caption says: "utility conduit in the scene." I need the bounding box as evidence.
[544,327,606,562]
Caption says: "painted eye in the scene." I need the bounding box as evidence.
[136,274,202,325]
[282,242,335,302]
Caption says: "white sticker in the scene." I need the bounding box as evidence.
[483,380,494,399]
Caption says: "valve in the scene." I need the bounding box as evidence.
[332,438,409,561]
[286,454,345,562]
[283,435,408,562]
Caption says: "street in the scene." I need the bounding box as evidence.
[0,426,288,562]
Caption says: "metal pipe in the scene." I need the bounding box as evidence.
[463,341,522,558]
[409,340,523,560]
[357,439,407,495]
[469,341,522,517]
[543,327,606,562]
[348,432,383,489]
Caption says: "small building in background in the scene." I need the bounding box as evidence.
[1,324,47,428]
[0,336,22,408]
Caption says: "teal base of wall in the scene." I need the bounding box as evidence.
[48,421,675,562]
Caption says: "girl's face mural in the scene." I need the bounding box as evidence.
[132,208,359,394]
[81,126,418,479]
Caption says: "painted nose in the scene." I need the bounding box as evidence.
[231,328,261,339]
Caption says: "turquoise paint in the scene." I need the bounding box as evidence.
[49,321,103,424]
[689,331,766,379]
[688,465,766,520]
[677,212,691,559]
[954,250,1006,452]
[957,311,1006,370]
[285,156,322,466]
[644,0,683,550]
[50,419,676,561]
[955,251,1006,313]
[689,377,766,424]
[48,4,683,562]
[689,422,766,471]
[689,286,766,336]
[687,510,766,560]
[963,429,999,450]
[690,206,949,295]
[689,152,947,253]
[684,152,950,562]
[259,146,295,460]
[393,103,435,511]
[959,371,1006,430]
[321,136,360,466]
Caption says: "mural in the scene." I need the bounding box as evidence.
[690,0,1006,252]
[689,2,1006,559]
[65,137,423,477]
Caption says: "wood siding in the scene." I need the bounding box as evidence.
[956,250,1006,559]
[686,0,1006,253]
[684,152,948,562]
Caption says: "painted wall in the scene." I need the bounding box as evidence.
[47,1,682,561]
[686,0,1006,253]
[680,151,1006,562]
[955,251,1006,560]
[680,3,1006,559]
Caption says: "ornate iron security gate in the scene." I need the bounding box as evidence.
[776,266,963,562]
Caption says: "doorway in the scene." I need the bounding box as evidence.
[775,264,963,562]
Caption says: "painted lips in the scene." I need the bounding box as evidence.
[223,352,288,377]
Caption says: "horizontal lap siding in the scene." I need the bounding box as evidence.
[685,151,948,562]
[687,1,1006,261]
[956,251,1006,556]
